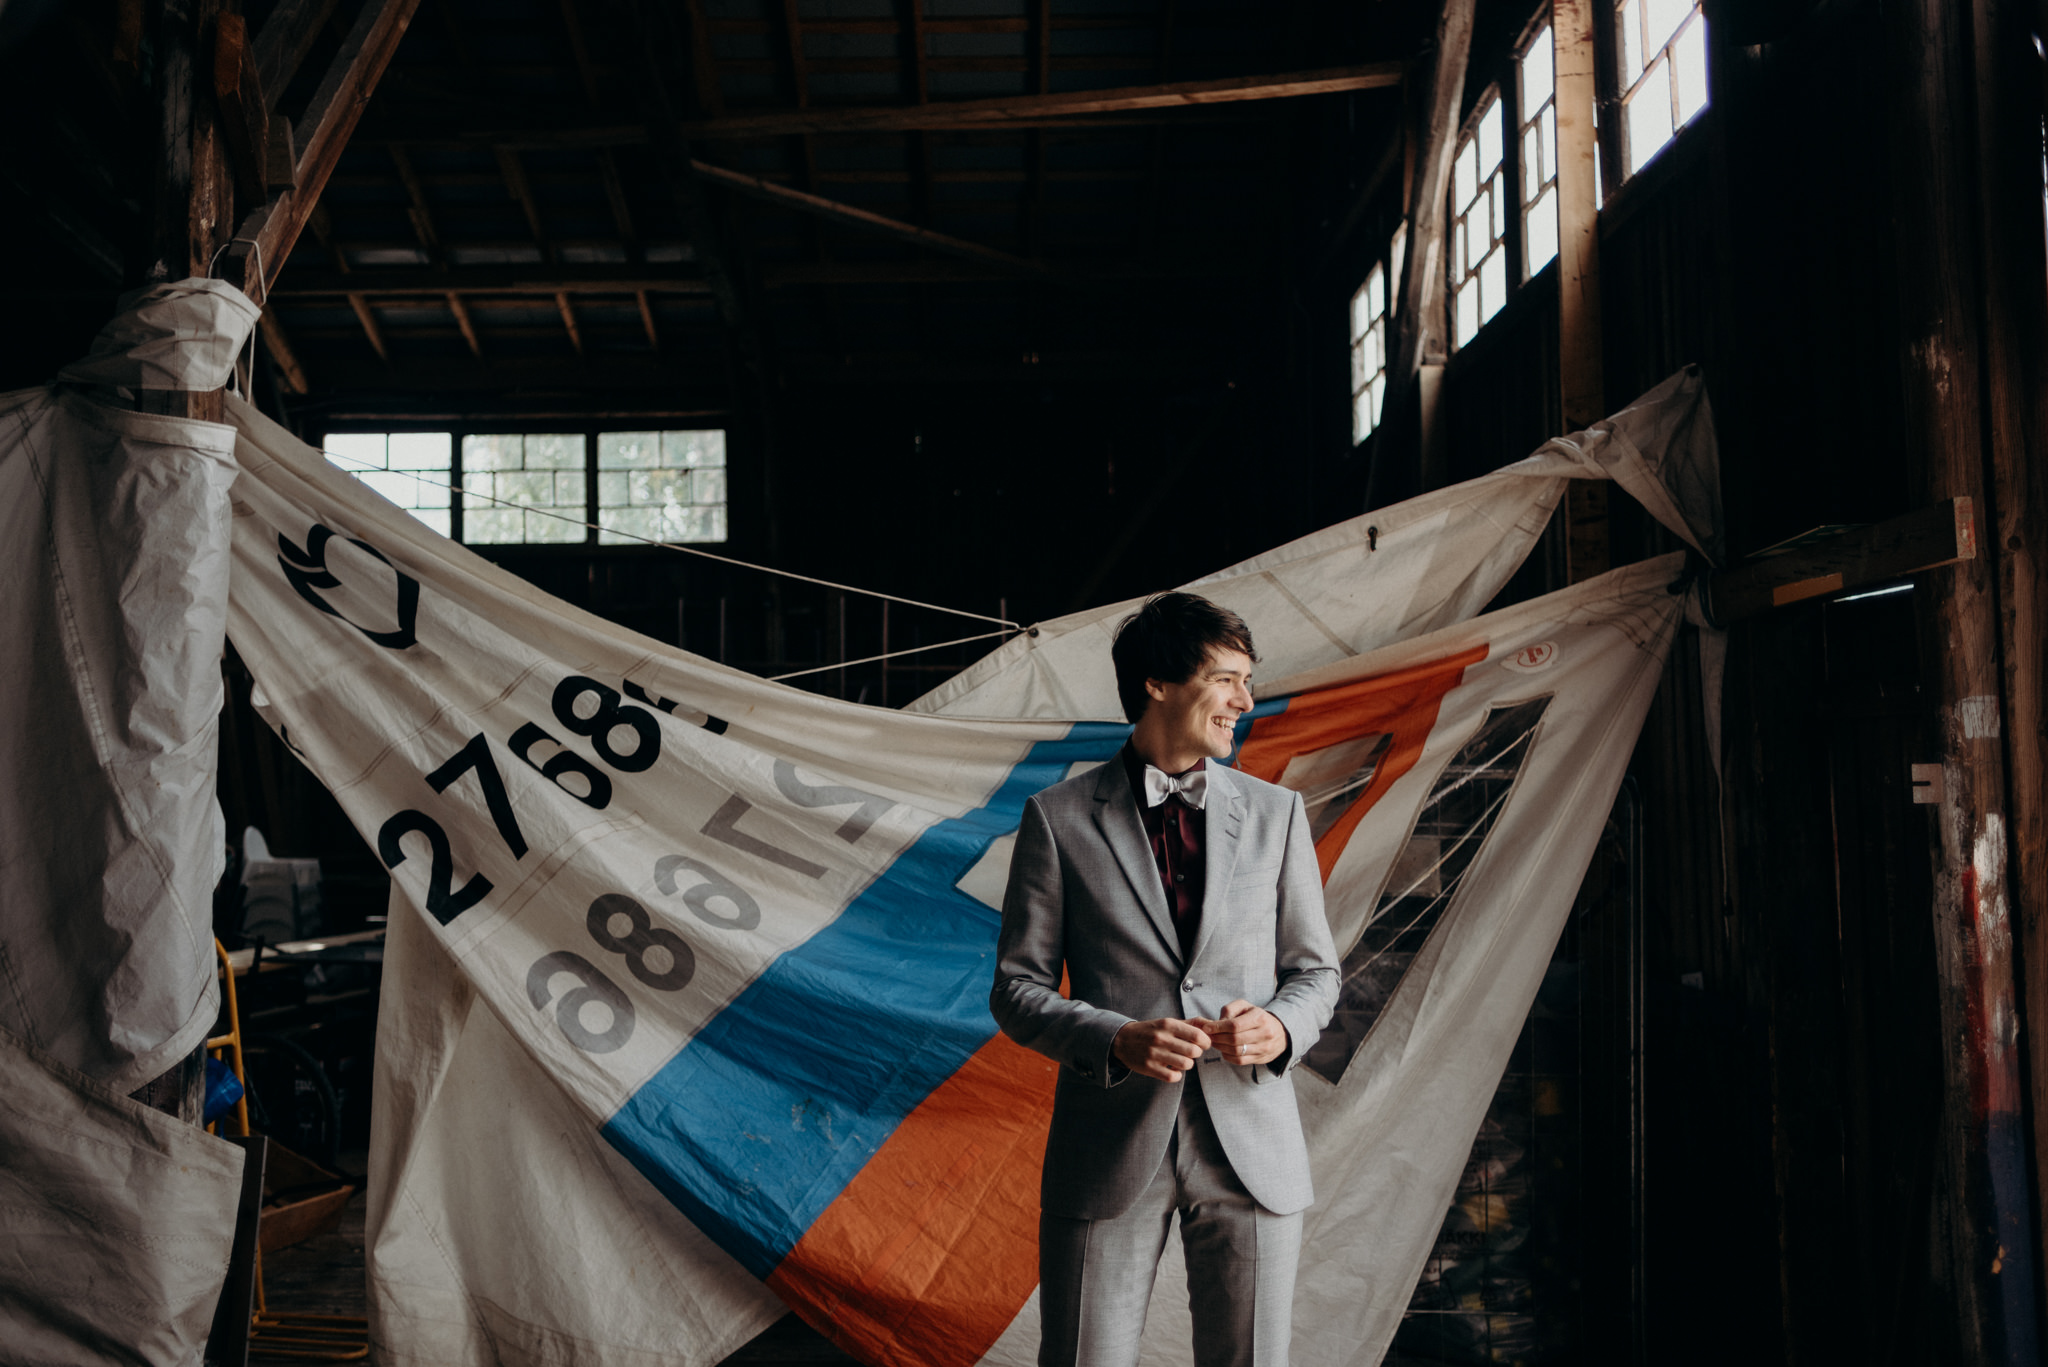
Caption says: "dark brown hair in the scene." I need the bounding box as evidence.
[1110,592,1258,723]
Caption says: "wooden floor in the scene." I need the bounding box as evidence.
[244,1153,859,1367]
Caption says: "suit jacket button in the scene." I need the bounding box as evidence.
[1183,980,1195,992]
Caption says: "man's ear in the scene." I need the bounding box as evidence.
[1144,677,1169,702]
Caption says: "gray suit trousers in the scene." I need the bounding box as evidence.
[1038,1070,1300,1367]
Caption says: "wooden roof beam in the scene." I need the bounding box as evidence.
[252,0,344,106]
[682,0,724,118]
[241,0,423,298]
[273,264,710,294]
[259,310,312,393]
[667,61,1402,139]
[388,144,445,263]
[496,147,557,262]
[556,292,586,355]
[448,292,484,356]
[689,159,1053,278]
[347,293,392,362]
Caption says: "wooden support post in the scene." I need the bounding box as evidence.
[1887,0,2045,1357]
[1374,0,1474,509]
[1554,0,1607,582]
[211,13,270,208]
[1970,0,2048,1336]
[144,0,235,423]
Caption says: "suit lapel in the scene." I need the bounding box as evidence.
[1091,759,1184,963]
[1189,764,1246,967]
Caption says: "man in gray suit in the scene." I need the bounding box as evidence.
[992,593,1340,1367]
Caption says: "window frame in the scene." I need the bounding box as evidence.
[1514,16,1561,281]
[316,423,732,549]
[1445,86,1516,354]
[1610,0,1709,183]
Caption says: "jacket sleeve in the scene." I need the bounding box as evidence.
[989,795,1133,1088]
[1257,789,1340,1080]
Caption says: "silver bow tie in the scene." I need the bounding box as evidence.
[1142,764,1208,810]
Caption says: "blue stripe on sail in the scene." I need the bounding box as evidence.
[602,722,1131,1278]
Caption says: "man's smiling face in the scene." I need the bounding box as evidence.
[1135,647,1255,771]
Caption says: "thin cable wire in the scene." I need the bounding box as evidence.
[768,628,1015,681]
[321,450,1020,628]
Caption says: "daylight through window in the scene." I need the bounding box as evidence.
[1617,0,1708,177]
[598,431,728,545]
[322,429,729,546]
[323,432,453,537]
[463,435,587,544]
[1518,25,1560,277]
[1351,264,1390,443]
[1449,95,1509,350]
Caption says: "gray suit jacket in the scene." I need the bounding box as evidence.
[991,756,1339,1220]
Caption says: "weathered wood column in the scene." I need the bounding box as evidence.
[1554,0,1606,581]
[1886,0,2046,1358]
[143,0,235,424]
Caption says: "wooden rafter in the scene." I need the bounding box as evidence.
[556,292,585,355]
[259,310,312,394]
[388,143,443,262]
[496,146,556,261]
[556,0,602,104]
[448,292,483,355]
[599,149,641,256]
[681,0,725,118]
[636,290,661,349]
[1141,0,1179,249]
[358,112,1250,149]
[273,264,709,294]
[667,61,1402,138]
[347,293,391,361]
[689,159,1053,277]
[252,0,344,101]
[242,0,424,297]
[1023,0,1049,253]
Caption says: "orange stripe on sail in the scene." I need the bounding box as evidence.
[1235,644,1486,880]
[768,1030,1057,1367]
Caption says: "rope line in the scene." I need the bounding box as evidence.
[767,629,1016,681]
[320,450,1020,628]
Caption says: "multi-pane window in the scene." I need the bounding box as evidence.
[1350,264,1390,443]
[1518,25,1560,277]
[321,429,729,545]
[462,434,586,544]
[597,431,728,545]
[1449,95,1509,350]
[1617,0,1708,177]
[324,432,453,537]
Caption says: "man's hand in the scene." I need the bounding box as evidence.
[1191,1000,1288,1067]
[1111,1018,1212,1082]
